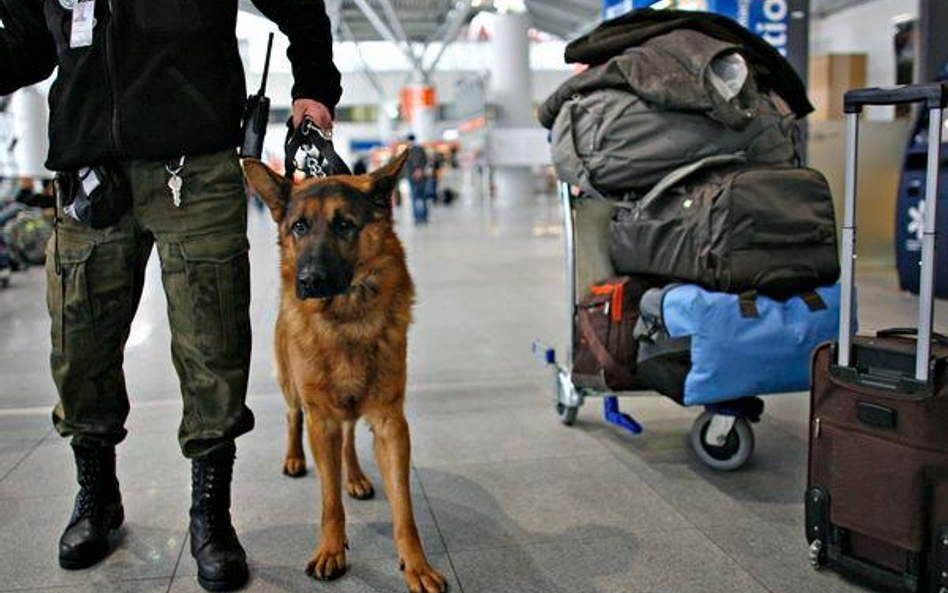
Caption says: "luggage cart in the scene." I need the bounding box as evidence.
[533,182,763,471]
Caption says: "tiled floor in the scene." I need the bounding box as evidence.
[2,185,944,593]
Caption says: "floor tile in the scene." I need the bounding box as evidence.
[0,578,172,593]
[419,455,691,552]
[449,529,769,593]
[591,415,810,528]
[0,431,188,499]
[408,405,610,468]
[700,520,872,593]
[0,489,186,590]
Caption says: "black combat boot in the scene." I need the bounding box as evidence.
[189,453,248,591]
[58,444,124,569]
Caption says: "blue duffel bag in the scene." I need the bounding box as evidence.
[634,284,852,406]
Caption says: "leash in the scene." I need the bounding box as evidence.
[284,117,352,179]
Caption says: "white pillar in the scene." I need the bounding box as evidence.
[10,86,50,178]
[489,11,533,203]
[404,83,438,143]
[412,104,438,143]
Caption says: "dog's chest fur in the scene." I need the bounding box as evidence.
[282,263,414,416]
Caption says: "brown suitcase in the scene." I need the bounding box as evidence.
[806,83,948,593]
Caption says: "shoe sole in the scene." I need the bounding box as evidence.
[58,506,125,570]
[196,566,249,592]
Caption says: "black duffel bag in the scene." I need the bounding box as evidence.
[609,156,839,296]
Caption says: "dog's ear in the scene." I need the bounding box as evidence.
[243,159,290,222]
[368,149,410,211]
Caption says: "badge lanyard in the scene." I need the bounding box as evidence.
[70,0,96,49]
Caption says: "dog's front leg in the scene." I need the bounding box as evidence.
[343,420,375,500]
[367,409,448,593]
[304,412,348,580]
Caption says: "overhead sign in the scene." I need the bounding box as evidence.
[601,0,791,56]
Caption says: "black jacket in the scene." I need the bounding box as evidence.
[565,8,813,118]
[0,0,342,171]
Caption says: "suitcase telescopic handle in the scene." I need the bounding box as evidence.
[844,83,948,114]
[838,82,948,382]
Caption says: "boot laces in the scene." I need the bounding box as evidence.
[195,463,234,539]
[75,454,105,518]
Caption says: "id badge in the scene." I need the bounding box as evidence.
[69,0,96,49]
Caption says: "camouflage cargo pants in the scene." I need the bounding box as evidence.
[47,149,254,459]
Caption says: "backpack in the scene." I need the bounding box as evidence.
[609,157,839,296]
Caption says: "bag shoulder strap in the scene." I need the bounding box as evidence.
[615,152,747,211]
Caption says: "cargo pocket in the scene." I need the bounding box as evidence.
[46,236,95,358]
[178,234,250,357]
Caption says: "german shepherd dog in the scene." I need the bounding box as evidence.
[243,152,448,593]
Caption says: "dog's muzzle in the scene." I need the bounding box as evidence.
[296,265,350,300]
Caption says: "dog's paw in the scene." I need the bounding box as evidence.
[305,545,347,581]
[283,456,307,478]
[346,476,375,500]
[402,559,449,593]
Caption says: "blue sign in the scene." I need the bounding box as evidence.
[602,0,653,20]
[601,0,791,56]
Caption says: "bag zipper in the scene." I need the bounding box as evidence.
[103,0,124,156]
[816,416,948,455]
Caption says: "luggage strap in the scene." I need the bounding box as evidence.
[738,290,827,319]
[578,307,637,386]
[738,291,759,318]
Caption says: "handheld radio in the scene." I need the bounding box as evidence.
[239,33,274,159]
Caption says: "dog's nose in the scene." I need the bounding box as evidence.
[297,266,328,292]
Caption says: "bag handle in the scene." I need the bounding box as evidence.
[617,152,747,212]
[738,290,826,319]
[877,327,948,348]
[837,84,946,381]
[577,308,637,386]
[284,117,352,178]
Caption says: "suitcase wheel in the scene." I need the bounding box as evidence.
[808,539,824,569]
[689,412,755,471]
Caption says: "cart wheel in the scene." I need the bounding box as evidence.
[555,402,579,426]
[690,412,754,471]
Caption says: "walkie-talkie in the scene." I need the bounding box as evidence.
[239,32,274,159]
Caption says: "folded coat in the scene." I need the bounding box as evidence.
[540,29,764,130]
[562,8,813,119]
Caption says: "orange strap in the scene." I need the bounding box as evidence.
[590,282,624,323]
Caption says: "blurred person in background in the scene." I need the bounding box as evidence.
[404,134,429,224]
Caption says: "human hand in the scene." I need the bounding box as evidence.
[292,99,333,132]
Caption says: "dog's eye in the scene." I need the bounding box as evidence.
[334,218,357,234]
[291,219,309,236]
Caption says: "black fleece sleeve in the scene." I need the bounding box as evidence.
[0,0,56,96]
[250,0,342,114]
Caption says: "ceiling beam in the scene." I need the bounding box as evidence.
[349,0,423,71]
[339,20,388,102]
[423,0,473,75]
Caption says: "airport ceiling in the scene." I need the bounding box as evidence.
[238,0,601,43]
[238,0,874,45]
